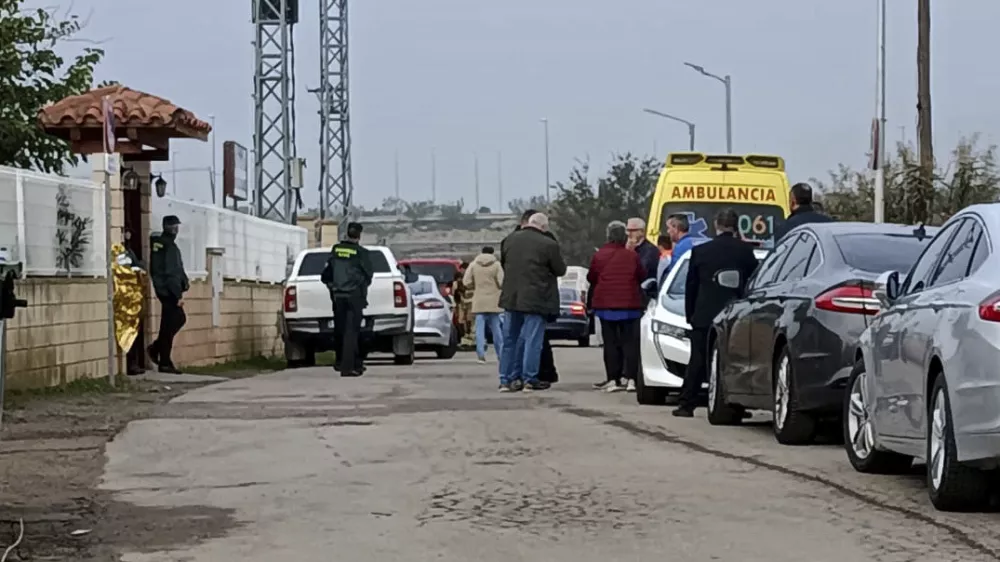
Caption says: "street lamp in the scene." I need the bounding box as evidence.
[684,62,732,153]
[642,108,696,151]
[541,118,551,202]
[209,114,217,205]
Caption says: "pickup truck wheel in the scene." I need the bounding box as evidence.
[285,342,315,369]
[577,336,590,347]
[436,330,459,359]
[394,350,415,365]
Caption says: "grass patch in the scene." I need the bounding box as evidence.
[185,352,336,377]
[3,374,133,408]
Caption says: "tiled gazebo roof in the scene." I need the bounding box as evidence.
[37,85,211,160]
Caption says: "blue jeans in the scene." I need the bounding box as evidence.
[475,313,504,360]
[500,311,545,385]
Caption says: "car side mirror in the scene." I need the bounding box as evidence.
[715,269,741,290]
[874,270,900,307]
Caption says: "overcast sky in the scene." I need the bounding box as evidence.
[53,0,1000,210]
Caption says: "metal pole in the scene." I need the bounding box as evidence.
[431,148,437,203]
[474,153,480,210]
[688,124,696,151]
[210,115,217,204]
[724,75,733,153]
[497,151,503,211]
[542,118,550,202]
[171,151,177,196]
[874,0,887,223]
[103,162,115,384]
[394,150,400,199]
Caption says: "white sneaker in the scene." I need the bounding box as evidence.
[626,380,637,392]
[604,382,626,393]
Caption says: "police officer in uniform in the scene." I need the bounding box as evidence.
[321,222,374,377]
[148,215,189,374]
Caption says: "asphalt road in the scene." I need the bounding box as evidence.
[102,347,1000,562]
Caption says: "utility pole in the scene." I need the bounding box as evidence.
[430,148,437,203]
[916,0,933,224]
[873,0,887,223]
[497,151,503,211]
[474,153,480,211]
[541,118,551,202]
[394,150,400,199]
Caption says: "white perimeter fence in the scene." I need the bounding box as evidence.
[0,166,306,283]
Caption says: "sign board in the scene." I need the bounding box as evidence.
[223,141,249,201]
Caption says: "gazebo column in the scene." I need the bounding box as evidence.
[90,155,126,246]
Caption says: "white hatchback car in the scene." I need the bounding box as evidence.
[637,247,769,405]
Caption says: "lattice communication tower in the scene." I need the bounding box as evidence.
[252,0,298,222]
[316,0,353,220]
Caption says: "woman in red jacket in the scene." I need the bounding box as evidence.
[587,220,646,393]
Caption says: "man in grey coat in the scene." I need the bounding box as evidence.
[498,212,567,392]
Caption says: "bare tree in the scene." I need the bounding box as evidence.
[915,0,934,223]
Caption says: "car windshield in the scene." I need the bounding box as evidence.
[409,279,436,296]
[834,233,933,273]
[405,263,457,284]
[666,260,689,296]
[560,288,579,302]
[661,202,785,249]
[298,250,391,276]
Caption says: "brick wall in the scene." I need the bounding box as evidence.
[6,278,111,390]
[144,279,283,367]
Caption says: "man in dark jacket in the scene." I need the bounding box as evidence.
[626,217,660,284]
[774,182,833,242]
[674,209,760,418]
[321,222,374,377]
[499,212,567,392]
[502,209,560,384]
[588,221,646,392]
[148,215,189,374]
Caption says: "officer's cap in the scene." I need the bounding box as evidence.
[347,222,363,232]
[162,215,181,227]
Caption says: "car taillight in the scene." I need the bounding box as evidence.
[283,286,297,313]
[394,281,406,308]
[979,292,1000,322]
[569,301,587,316]
[814,284,879,315]
[417,300,445,310]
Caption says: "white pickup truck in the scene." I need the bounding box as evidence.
[280,246,416,367]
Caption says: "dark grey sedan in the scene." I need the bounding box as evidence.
[706,222,937,445]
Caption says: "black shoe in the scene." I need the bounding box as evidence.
[510,380,524,392]
[147,345,160,366]
[127,366,145,376]
[498,383,514,393]
[672,407,694,418]
[523,380,551,392]
[158,364,182,375]
[342,370,364,377]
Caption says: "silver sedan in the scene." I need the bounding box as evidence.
[845,205,1000,511]
[409,275,458,359]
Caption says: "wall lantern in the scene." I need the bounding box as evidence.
[121,168,140,191]
[153,174,168,198]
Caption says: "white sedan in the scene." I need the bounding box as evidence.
[637,247,769,405]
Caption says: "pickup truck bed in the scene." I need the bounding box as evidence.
[280,246,415,367]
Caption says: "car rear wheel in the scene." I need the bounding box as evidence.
[635,365,667,405]
[577,336,590,347]
[436,330,459,359]
[927,375,990,512]
[843,358,912,473]
[772,347,816,445]
[707,339,743,425]
[285,343,316,369]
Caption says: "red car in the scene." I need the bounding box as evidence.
[398,259,462,298]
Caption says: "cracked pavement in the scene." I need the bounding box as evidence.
[101,348,1000,561]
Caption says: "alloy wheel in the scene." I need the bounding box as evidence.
[708,347,719,414]
[847,371,874,460]
[774,356,790,430]
[930,388,946,490]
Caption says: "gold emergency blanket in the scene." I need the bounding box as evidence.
[112,243,144,352]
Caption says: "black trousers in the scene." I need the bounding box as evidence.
[679,327,710,409]
[333,295,364,374]
[601,318,640,382]
[538,335,558,383]
[153,298,186,367]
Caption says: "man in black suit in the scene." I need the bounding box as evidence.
[673,209,760,418]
